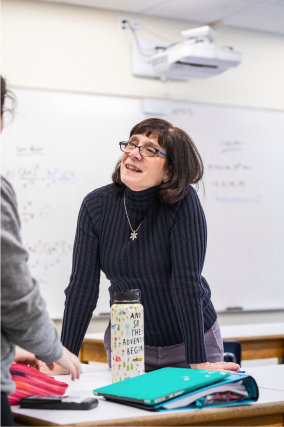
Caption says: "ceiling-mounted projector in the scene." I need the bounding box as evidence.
[132,26,242,81]
[151,26,241,80]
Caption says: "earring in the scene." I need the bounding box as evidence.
[163,178,169,184]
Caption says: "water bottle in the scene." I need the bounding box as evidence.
[110,289,144,383]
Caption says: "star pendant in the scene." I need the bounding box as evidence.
[130,231,138,241]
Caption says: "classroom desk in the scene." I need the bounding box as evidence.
[79,332,105,364]
[221,322,284,363]
[79,322,284,364]
[12,364,284,426]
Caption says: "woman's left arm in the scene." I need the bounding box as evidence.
[170,186,213,365]
[170,187,240,371]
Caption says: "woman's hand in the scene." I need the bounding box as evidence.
[40,347,82,381]
[14,347,44,370]
[190,361,240,372]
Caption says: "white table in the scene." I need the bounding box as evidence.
[12,364,284,426]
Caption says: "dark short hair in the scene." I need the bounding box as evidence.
[1,75,16,118]
[112,118,204,204]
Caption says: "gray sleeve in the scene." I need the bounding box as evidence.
[1,178,63,362]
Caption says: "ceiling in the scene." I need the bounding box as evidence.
[36,0,284,35]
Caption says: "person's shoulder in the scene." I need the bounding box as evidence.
[80,184,123,229]
[180,185,205,219]
[1,176,17,203]
[1,176,21,231]
[84,184,120,201]
[168,185,199,208]
[83,184,123,208]
[168,185,203,219]
[182,185,204,208]
[184,185,200,202]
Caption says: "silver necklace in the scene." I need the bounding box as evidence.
[123,198,144,241]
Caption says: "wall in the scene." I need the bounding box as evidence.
[2,0,284,332]
[2,0,284,109]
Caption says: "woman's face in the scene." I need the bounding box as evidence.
[120,133,170,192]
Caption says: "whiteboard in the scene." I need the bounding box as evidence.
[172,104,284,312]
[2,88,284,317]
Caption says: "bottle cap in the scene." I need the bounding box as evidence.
[114,289,141,303]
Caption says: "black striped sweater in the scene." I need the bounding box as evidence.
[61,184,217,364]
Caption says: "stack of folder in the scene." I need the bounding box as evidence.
[93,368,258,411]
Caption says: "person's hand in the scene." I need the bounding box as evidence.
[14,347,44,370]
[40,347,82,381]
[40,363,70,377]
[190,361,240,372]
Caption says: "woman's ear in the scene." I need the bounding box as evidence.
[163,167,173,183]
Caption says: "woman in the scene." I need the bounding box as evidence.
[1,76,82,426]
[61,118,239,372]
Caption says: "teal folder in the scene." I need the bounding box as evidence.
[94,368,259,412]
[93,368,231,406]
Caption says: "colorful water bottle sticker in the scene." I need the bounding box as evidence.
[111,303,144,383]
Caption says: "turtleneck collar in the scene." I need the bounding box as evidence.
[124,185,159,211]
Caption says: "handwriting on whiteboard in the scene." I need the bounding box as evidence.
[208,163,252,171]
[42,169,76,187]
[172,107,193,116]
[4,166,76,189]
[20,201,34,224]
[24,240,73,257]
[211,181,245,188]
[19,203,56,224]
[18,164,40,188]
[16,145,45,156]
[215,195,261,204]
[39,206,55,220]
[220,140,244,153]
[28,258,61,285]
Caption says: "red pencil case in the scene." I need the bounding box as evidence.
[8,363,68,405]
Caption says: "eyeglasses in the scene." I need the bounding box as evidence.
[119,141,168,158]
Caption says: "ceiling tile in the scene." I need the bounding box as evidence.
[266,0,284,7]
[141,0,264,24]
[224,4,284,34]
[41,0,166,13]
[28,0,284,35]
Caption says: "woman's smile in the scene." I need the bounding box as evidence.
[125,163,142,173]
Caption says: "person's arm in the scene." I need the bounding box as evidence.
[61,196,101,357]
[14,347,44,370]
[190,361,239,371]
[170,186,239,371]
[15,347,82,380]
[1,178,81,380]
[1,180,62,363]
